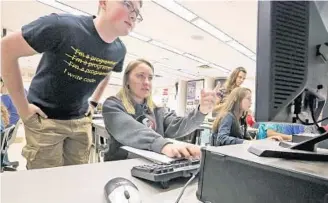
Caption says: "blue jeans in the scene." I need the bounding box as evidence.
[2,153,10,165]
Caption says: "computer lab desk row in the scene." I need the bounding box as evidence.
[2,142,328,203]
[0,158,201,203]
[91,119,109,163]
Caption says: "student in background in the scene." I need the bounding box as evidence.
[257,123,324,141]
[245,109,256,128]
[245,108,323,141]
[212,87,282,146]
[323,125,328,131]
[215,67,247,106]
[1,77,19,125]
[1,102,11,165]
[102,59,216,161]
[1,0,143,169]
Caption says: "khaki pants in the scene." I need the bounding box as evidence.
[21,114,92,169]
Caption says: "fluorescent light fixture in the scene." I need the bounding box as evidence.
[154,62,170,68]
[227,40,255,56]
[184,53,209,65]
[153,63,181,78]
[150,40,184,55]
[178,69,198,77]
[37,0,89,16]
[210,64,231,73]
[192,18,232,42]
[154,62,180,71]
[152,0,197,21]
[129,32,152,42]
[154,69,179,79]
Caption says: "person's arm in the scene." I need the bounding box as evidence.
[163,88,215,137]
[85,75,111,116]
[215,114,245,146]
[215,88,226,103]
[89,54,125,103]
[1,32,37,119]
[102,98,172,153]
[1,14,63,119]
[163,107,206,138]
[89,74,111,103]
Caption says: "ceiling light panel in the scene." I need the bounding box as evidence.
[129,32,152,42]
[152,0,197,21]
[227,40,255,56]
[210,64,231,73]
[184,53,209,65]
[155,63,196,79]
[149,40,185,55]
[192,18,232,42]
[37,0,89,15]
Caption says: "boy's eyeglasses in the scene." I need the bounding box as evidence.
[122,0,143,23]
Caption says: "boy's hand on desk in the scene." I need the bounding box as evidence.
[161,144,201,159]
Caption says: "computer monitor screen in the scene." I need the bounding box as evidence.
[255,1,328,124]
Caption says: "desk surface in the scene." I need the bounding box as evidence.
[205,140,328,181]
[3,141,327,203]
[1,158,200,203]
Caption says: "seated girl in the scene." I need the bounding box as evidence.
[102,59,216,161]
[246,110,321,141]
[257,123,300,141]
[257,122,325,141]
[212,87,282,146]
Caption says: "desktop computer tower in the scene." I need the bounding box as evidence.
[196,146,328,203]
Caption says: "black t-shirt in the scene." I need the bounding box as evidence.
[22,13,126,120]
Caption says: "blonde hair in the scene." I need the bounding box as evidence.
[1,103,10,127]
[117,59,155,115]
[212,87,251,133]
[223,67,247,94]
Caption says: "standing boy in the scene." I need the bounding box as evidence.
[1,0,143,169]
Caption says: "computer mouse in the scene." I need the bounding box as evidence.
[104,177,142,203]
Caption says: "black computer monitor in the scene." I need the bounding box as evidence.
[255,1,328,124]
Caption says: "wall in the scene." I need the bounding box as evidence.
[99,85,122,103]
[152,85,177,110]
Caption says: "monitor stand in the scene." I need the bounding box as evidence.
[248,131,328,161]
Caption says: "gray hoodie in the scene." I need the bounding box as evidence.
[102,96,206,161]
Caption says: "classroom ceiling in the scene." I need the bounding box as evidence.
[2,0,260,90]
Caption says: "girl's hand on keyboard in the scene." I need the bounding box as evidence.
[161,144,201,159]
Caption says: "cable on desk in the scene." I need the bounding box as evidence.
[174,169,199,203]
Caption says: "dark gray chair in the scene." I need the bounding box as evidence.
[1,124,19,172]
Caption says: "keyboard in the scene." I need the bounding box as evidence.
[131,159,200,188]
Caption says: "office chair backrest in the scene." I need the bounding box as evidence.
[7,120,21,146]
[1,125,15,166]
[1,125,15,148]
